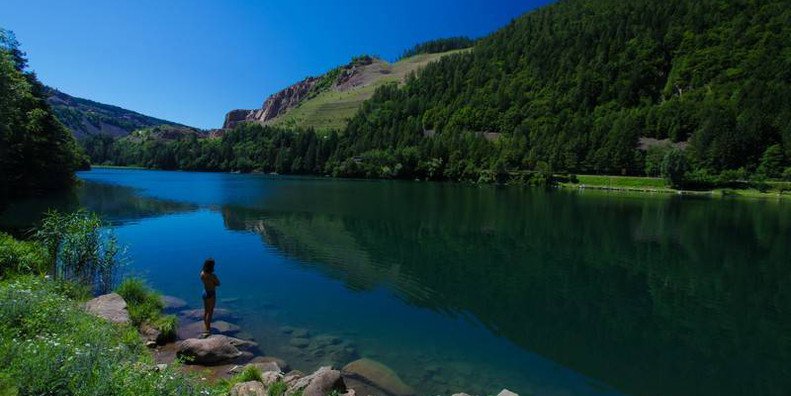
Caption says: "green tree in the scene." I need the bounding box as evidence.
[661,149,689,187]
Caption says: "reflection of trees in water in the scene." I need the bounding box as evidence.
[222,187,791,396]
[0,181,198,233]
[76,182,198,225]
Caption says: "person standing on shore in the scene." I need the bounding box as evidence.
[200,258,220,337]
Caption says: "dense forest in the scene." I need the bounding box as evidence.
[85,0,791,186]
[0,29,86,206]
[400,37,476,59]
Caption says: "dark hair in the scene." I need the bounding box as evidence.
[202,258,215,273]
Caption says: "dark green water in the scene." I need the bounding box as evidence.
[2,168,790,396]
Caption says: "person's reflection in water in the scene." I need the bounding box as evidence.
[200,257,220,338]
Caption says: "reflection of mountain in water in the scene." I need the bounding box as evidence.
[222,186,791,396]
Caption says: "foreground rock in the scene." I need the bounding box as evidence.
[177,335,257,365]
[497,390,519,396]
[84,293,131,324]
[228,356,290,375]
[289,366,346,396]
[230,381,266,396]
[342,358,415,396]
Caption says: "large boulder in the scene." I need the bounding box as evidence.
[84,293,130,324]
[341,359,415,396]
[177,335,257,365]
[230,381,266,396]
[289,366,346,396]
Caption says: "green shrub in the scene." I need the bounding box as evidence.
[268,380,288,396]
[0,233,48,277]
[153,314,178,342]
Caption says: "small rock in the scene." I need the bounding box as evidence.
[314,335,342,346]
[290,337,310,348]
[84,293,130,324]
[154,363,168,372]
[249,356,290,372]
[496,389,518,396]
[284,370,305,386]
[230,381,266,396]
[145,340,158,348]
[342,358,415,396]
[177,335,257,365]
[451,393,472,396]
[261,371,283,386]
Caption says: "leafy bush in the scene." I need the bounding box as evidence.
[0,276,217,396]
[35,209,121,294]
[0,233,48,277]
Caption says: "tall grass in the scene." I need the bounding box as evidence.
[116,277,178,341]
[35,209,122,294]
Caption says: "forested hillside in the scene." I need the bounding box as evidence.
[0,29,86,205]
[83,0,791,185]
[344,0,791,180]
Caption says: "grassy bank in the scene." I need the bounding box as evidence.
[0,276,215,396]
[559,174,791,199]
[0,210,222,395]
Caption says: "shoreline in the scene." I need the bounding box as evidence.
[87,165,791,201]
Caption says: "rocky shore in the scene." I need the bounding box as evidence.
[85,292,519,396]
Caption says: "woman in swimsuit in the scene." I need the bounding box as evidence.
[200,258,220,337]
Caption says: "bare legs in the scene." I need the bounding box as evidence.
[203,296,215,334]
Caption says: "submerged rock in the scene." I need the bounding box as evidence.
[342,358,415,396]
[180,308,236,320]
[179,320,241,339]
[230,381,266,396]
[177,335,257,365]
[290,337,311,348]
[162,295,187,311]
[84,293,131,324]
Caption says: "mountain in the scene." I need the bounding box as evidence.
[45,87,187,139]
[86,0,791,185]
[224,49,469,132]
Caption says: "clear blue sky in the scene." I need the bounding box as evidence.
[2,0,551,129]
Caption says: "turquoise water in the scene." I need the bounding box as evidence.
[3,168,791,396]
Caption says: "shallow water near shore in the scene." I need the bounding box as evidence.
[3,168,791,396]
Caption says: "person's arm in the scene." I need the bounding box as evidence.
[213,274,221,287]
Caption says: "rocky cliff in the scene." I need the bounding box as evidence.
[222,56,380,129]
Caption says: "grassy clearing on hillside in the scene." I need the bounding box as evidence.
[270,49,469,132]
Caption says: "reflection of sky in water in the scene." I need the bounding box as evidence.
[50,168,791,396]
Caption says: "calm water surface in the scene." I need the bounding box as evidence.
[3,168,791,396]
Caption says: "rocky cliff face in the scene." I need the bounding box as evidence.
[223,76,320,129]
[222,56,379,129]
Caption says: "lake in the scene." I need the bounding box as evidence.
[2,168,790,396]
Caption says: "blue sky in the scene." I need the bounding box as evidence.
[2,0,551,129]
